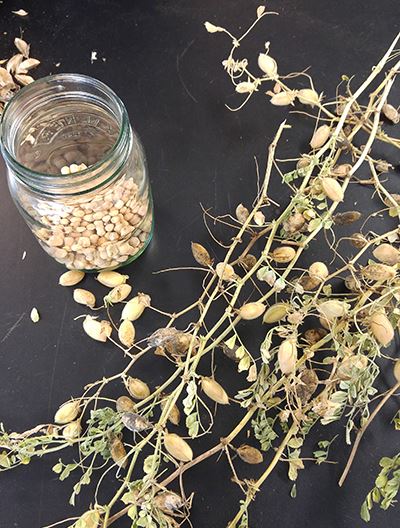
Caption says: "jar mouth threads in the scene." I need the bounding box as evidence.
[0,73,130,194]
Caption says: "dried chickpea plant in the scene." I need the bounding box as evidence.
[2,7,400,528]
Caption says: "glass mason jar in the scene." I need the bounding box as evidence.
[0,73,153,271]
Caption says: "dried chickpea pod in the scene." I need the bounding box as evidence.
[310,125,330,149]
[201,377,229,405]
[238,302,266,320]
[97,271,128,287]
[59,270,85,286]
[164,432,193,462]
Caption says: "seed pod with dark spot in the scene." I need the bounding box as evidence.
[116,396,136,413]
[296,275,320,291]
[330,164,352,178]
[349,233,367,248]
[333,211,362,225]
[191,242,213,267]
[240,254,257,270]
[296,156,311,170]
[220,342,240,362]
[282,212,306,234]
[237,445,264,464]
[304,328,328,345]
[109,435,127,468]
[154,491,184,513]
[165,333,195,356]
[121,412,151,432]
[344,275,362,292]
[296,369,319,403]
[126,377,150,400]
[361,264,396,281]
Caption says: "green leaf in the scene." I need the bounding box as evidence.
[52,462,63,474]
[360,501,371,522]
[290,483,297,498]
[143,454,158,475]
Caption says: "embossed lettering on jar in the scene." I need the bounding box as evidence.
[0,73,154,271]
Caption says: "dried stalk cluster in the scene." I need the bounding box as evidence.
[1,8,400,528]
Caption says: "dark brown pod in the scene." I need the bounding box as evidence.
[333,211,362,225]
[303,328,328,345]
[296,368,319,403]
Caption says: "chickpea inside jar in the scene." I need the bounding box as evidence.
[0,73,153,271]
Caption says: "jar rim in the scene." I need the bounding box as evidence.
[0,73,129,185]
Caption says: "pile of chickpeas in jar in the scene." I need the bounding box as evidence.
[1,74,154,271]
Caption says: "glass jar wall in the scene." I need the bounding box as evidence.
[0,73,153,271]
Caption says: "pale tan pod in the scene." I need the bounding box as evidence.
[369,312,394,347]
[201,377,229,405]
[83,315,112,342]
[63,420,82,441]
[236,203,250,223]
[106,284,132,304]
[317,300,347,321]
[235,81,256,94]
[321,178,344,202]
[382,103,400,124]
[73,288,96,308]
[278,339,297,375]
[257,53,278,77]
[116,395,136,413]
[215,262,236,281]
[263,303,288,324]
[372,244,400,265]
[239,302,266,320]
[310,125,331,149]
[297,88,320,107]
[54,400,80,424]
[121,293,151,321]
[164,432,193,462]
[361,264,396,281]
[270,90,296,106]
[308,262,329,281]
[59,270,85,286]
[97,271,128,287]
[118,319,135,347]
[126,377,150,400]
[271,246,296,263]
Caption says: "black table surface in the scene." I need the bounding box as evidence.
[1,1,400,527]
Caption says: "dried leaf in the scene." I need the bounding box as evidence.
[18,58,40,72]
[0,67,14,86]
[15,74,34,86]
[6,54,23,74]
[12,9,28,16]
[14,38,30,58]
